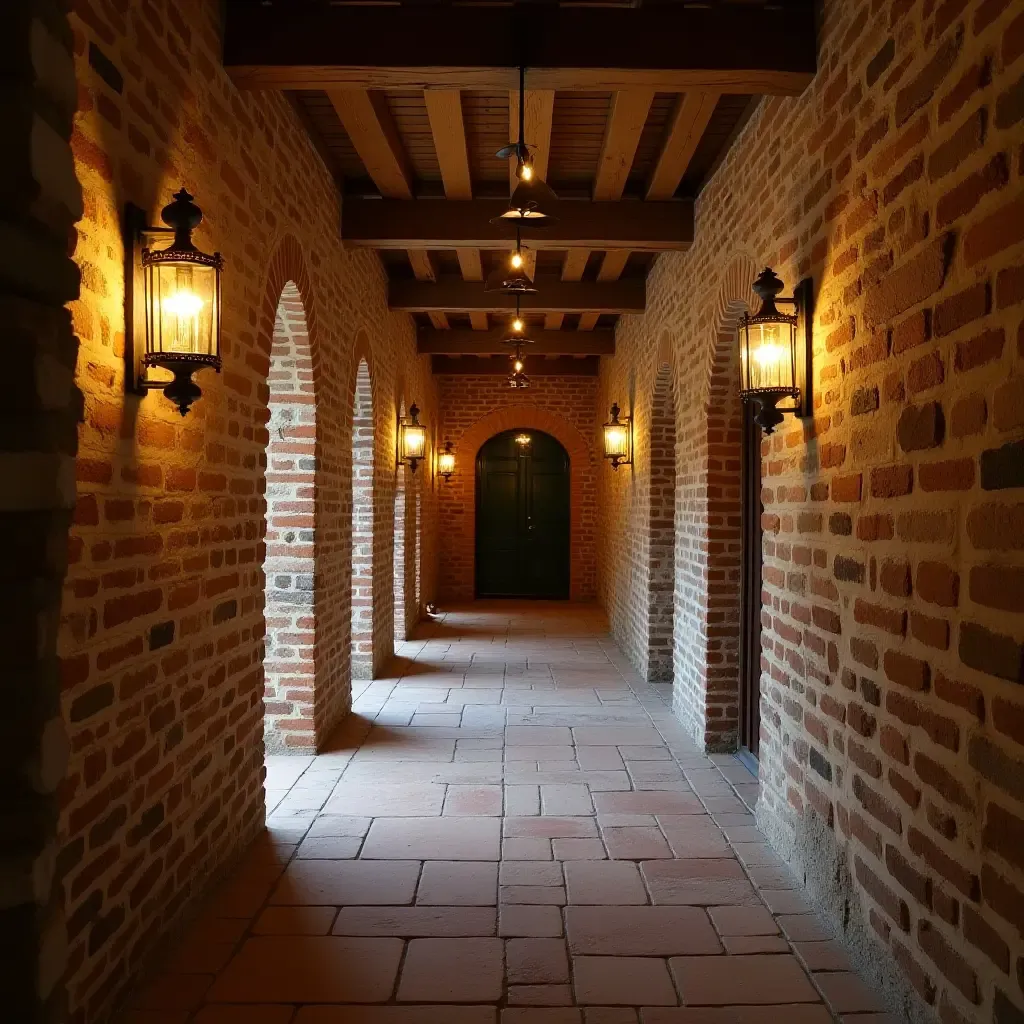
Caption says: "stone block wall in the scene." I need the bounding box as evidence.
[58,0,436,1018]
[598,0,1024,1018]
[436,374,599,602]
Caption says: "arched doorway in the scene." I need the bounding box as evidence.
[648,365,677,682]
[351,358,374,679]
[264,281,317,753]
[475,429,570,599]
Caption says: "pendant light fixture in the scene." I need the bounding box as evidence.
[505,298,531,389]
[485,226,537,293]
[493,65,558,226]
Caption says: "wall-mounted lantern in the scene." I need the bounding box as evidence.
[437,440,456,481]
[603,403,633,469]
[739,268,813,434]
[125,189,223,416]
[398,402,427,472]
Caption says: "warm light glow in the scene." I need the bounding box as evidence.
[513,359,524,373]
[515,433,531,446]
[742,321,793,392]
[512,318,524,333]
[602,403,632,468]
[438,446,455,479]
[753,342,786,368]
[519,163,533,181]
[510,251,523,269]
[403,424,426,458]
[162,289,204,318]
[604,424,628,458]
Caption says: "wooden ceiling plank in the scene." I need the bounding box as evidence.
[561,250,590,282]
[508,89,555,192]
[469,313,490,331]
[578,313,601,332]
[593,90,655,201]
[225,3,818,95]
[428,312,451,329]
[647,91,721,200]
[597,250,631,282]
[456,248,484,281]
[545,313,565,330]
[390,278,644,315]
[407,250,438,282]
[342,197,693,251]
[327,89,412,198]
[419,327,614,355]
[424,89,472,199]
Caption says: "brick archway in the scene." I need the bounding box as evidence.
[444,406,594,602]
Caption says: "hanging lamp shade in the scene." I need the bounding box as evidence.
[485,242,537,293]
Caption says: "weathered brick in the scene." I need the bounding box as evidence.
[897,401,944,451]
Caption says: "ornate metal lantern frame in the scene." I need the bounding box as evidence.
[438,440,456,482]
[603,403,633,469]
[398,402,427,472]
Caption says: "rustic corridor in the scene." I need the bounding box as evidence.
[125,604,886,1021]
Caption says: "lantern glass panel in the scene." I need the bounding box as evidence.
[145,257,219,360]
[438,449,455,476]
[604,422,629,459]
[742,319,795,392]
[402,423,426,461]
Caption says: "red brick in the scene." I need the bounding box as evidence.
[918,458,975,491]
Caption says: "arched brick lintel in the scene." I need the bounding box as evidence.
[456,406,592,603]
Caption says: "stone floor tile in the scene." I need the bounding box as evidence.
[776,913,833,942]
[207,936,403,1002]
[507,726,573,744]
[707,905,779,936]
[295,837,362,859]
[552,838,607,860]
[505,816,599,839]
[324,782,445,817]
[576,747,626,770]
[602,826,673,860]
[669,954,820,1005]
[418,860,498,905]
[444,785,504,816]
[815,971,888,1013]
[252,905,337,935]
[508,984,575,1005]
[362,816,501,860]
[566,905,721,955]
[572,955,678,1005]
[504,837,554,859]
[506,937,571,983]
[640,1007,832,1023]
[500,860,565,886]
[541,784,595,815]
[572,727,664,746]
[594,791,703,815]
[499,904,564,937]
[296,1007,495,1023]
[397,937,504,1002]
[192,1007,294,1024]
[759,888,814,914]
[641,859,758,906]
[794,939,852,971]
[508,745,577,761]
[582,1010,638,1024]
[501,1010,581,1023]
[723,935,791,953]
[501,884,568,905]
[506,785,542,815]
[564,860,648,904]
[333,905,495,936]
[270,860,420,905]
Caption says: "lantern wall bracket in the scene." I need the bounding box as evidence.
[779,276,813,422]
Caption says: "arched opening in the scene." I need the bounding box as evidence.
[351,359,374,679]
[264,282,316,754]
[475,429,570,599]
[648,365,677,682]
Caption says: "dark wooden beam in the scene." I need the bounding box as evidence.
[224,3,816,95]
[432,355,600,376]
[344,198,692,252]
[418,327,615,356]
[391,279,644,315]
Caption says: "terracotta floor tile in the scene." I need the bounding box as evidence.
[602,826,673,860]
[566,905,721,956]
[506,936,571,984]
[397,937,504,1002]
[669,954,820,1005]
[641,1007,832,1023]
[295,1008,496,1023]
[362,817,501,860]
[508,984,575,1005]
[564,860,648,905]
[295,837,362,859]
[594,792,703,815]
[253,905,337,935]
[333,905,495,936]
[642,859,758,906]
[793,939,852,971]
[572,955,678,1005]
[501,884,568,905]
[582,1010,638,1024]
[130,974,214,1011]
[192,1009,294,1024]
[444,785,504,816]
[499,904,564,937]
[722,935,790,953]
[572,727,664,746]
[504,837,554,859]
[501,1010,581,1023]
[707,905,779,936]
[324,783,445,817]
[552,838,607,860]
[207,936,402,1002]
[501,860,565,886]
[418,860,498,905]
[270,860,420,905]
[505,817,599,839]
[776,913,834,942]
[815,971,888,1012]
[507,727,573,745]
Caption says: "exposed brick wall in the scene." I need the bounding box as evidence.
[1,2,83,1019]
[60,1,437,1018]
[648,365,677,682]
[264,283,315,752]
[437,375,599,602]
[599,0,1024,1018]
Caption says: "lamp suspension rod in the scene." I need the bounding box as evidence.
[518,64,525,148]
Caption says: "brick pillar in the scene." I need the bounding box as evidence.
[0,1,83,1019]
[648,366,677,682]
[264,283,316,752]
[351,360,374,679]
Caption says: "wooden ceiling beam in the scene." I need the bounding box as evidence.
[647,91,721,200]
[390,278,644,315]
[593,91,655,201]
[432,355,600,377]
[344,198,692,251]
[508,89,555,192]
[327,89,412,199]
[225,3,817,95]
[418,327,614,356]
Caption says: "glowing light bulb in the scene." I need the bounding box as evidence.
[753,343,785,368]
[510,251,523,269]
[163,290,204,318]
[519,163,533,181]
[514,360,524,373]
[512,318,523,333]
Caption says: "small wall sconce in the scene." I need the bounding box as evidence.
[514,433,532,448]
[739,268,813,434]
[398,402,427,472]
[603,403,632,469]
[125,189,223,416]
[438,441,456,481]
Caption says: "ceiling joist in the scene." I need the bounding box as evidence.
[344,198,692,252]
[390,279,644,315]
[432,355,600,377]
[418,327,615,356]
[225,3,816,95]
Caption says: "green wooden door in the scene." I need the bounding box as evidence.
[475,430,570,599]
